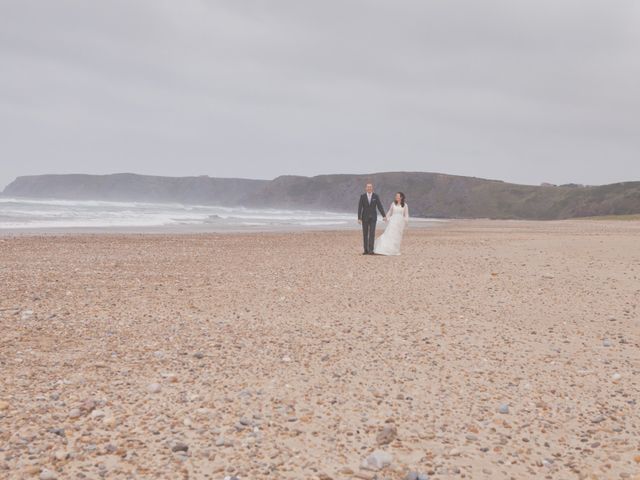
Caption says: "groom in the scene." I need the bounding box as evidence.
[358,183,386,255]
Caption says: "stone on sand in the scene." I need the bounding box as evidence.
[375,425,397,445]
[361,450,393,471]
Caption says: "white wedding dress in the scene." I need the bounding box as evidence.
[374,202,409,256]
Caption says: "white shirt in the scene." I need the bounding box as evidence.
[367,192,372,204]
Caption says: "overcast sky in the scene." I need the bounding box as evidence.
[1,0,639,190]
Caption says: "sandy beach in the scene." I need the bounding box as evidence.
[1,220,639,480]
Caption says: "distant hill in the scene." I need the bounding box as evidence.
[2,173,268,206]
[3,172,640,220]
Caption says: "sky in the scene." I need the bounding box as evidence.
[1,0,639,190]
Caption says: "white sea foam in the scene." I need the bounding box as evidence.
[0,197,443,231]
[0,197,354,230]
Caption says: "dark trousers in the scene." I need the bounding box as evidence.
[362,218,376,253]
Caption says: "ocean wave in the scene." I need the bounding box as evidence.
[0,196,443,230]
[0,197,355,230]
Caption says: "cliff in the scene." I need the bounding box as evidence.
[4,172,640,220]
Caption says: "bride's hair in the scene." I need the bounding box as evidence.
[395,192,406,207]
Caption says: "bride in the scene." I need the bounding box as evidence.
[374,192,409,256]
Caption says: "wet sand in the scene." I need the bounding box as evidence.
[1,220,639,479]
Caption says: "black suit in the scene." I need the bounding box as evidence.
[358,192,386,253]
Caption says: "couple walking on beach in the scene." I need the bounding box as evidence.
[358,182,409,256]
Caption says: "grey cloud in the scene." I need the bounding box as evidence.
[1,0,639,190]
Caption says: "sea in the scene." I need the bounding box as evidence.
[0,196,366,231]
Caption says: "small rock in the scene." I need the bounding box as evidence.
[193,352,204,359]
[405,472,429,480]
[90,409,105,419]
[161,372,178,383]
[80,398,96,413]
[147,383,161,394]
[376,425,397,445]
[47,428,65,437]
[499,404,509,414]
[591,415,606,424]
[68,408,82,419]
[362,450,393,471]
[215,435,232,447]
[171,441,189,453]
[612,373,622,381]
[40,470,57,480]
[239,417,253,426]
[603,338,612,347]
[53,450,69,461]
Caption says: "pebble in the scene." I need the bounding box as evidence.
[405,473,429,480]
[216,435,233,447]
[39,470,57,480]
[361,450,393,471]
[68,408,82,419]
[499,404,509,414]
[239,417,253,426]
[170,441,189,453]
[603,338,612,347]
[47,428,65,437]
[103,416,116,427]
[90,409,105,419]
[612,373,622,381]
[147,383,161,394]
[161,372,178,383]
[54,451,69,461]
[376,425,397,445]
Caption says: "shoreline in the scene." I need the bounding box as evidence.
[0,217,446,236]
[2,216,639,237]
